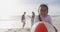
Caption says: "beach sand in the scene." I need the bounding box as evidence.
[52,17,60,32]
[0,16,59,32]
[0,28,31,32]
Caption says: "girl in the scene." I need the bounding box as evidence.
[35,4,57,32]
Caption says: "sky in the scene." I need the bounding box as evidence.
[17,0,60,16]
[0,0,60,17]
[0,0,60,28]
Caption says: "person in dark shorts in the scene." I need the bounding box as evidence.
[21,12,26,28]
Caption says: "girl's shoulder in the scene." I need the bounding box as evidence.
[35,15,51,19]
[35,15,51,17]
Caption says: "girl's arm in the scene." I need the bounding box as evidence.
[53,25,58,32]
[49,15,58,32]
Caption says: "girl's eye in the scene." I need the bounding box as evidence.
[42,9,47,11]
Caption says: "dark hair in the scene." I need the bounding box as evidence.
[38,15,42,21]
[32,12,35,15]
[24,12,26,14]
[40,4,48,10]
[32,12,35,18]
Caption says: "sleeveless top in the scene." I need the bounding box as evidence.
[34,15,52,25]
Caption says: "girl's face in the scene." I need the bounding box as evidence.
[40,6,48,17]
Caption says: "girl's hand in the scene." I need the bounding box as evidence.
[54,26,58,32]
[55,27,58,32]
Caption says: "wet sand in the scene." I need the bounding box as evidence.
[0,28,30,32]
[0,16,59,32]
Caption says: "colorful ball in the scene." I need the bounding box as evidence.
[31,22,55,32]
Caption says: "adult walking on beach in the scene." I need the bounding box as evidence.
[27,12,35,27]
[21,12,26,28]
[31,12,35,26]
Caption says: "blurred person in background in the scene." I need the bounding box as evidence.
[31,12,35,27]
[21,12,26,28]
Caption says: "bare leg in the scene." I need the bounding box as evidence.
[23,22,25,28]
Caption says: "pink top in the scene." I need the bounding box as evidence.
[35,15,52,25]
